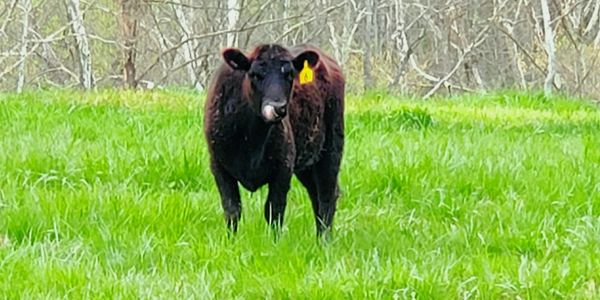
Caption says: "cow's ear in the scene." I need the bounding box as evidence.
[222,48,251,71]
[292,50,319,72]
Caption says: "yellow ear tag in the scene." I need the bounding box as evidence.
[299,60,314,85]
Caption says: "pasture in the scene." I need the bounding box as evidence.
[0,90,599,298]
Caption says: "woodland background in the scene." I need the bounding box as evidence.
[1,0,600,98]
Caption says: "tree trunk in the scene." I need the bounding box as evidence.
[65,0,94,89]
[363,0,374,90]
[226,0,239,47]
[503,0,527,89]
[174,0,202,91]
[119,0,138,88]
[283,0,290,33]
[540,0,557,95]
[391,0,409,87]
[16,0,31,93]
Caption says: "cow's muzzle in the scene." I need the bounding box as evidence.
[261,101,287,122]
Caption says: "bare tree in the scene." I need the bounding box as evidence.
[119,0,138,88]
[500,0,527,89]
[583,0,600,36]
[363,0,374,90]
[16,0,31,93]
[65,0,94,89]
[328,1,366,66]
[173,0,202,91]
[0,0,19,37]
[540,0,557,95]
[1,0,600,98]
[226,0,239,47]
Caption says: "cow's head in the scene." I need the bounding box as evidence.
[222,44,319,123]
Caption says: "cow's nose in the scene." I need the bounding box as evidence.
[274,105,286,116]
[265,99,287,115]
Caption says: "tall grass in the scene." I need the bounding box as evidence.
[0,90,599,298]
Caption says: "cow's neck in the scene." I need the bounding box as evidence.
[236,105,274,146]
[243,113,273,139]
[234,110,275,170]
[238,93,275,144]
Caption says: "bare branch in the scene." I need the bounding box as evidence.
[0,0,19,36]
[423,25,491,99]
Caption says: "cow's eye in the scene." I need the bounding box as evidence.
[250,72,264,80]
[281,63,293,74]
[281,64,293,80]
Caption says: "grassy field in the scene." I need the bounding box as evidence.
[1,90,600,298]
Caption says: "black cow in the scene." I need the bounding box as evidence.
[204,44,345,237]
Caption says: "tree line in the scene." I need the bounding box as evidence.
[1,0,599,98]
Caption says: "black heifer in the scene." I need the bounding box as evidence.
[204,44,345,237]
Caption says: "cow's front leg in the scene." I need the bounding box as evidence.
[264,172,292,229]
[210,161,241,233]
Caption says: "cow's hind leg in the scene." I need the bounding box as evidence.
[312,153,342,237]
[295,169,321,232]
[314,94,344,237]
[210,161,241,234]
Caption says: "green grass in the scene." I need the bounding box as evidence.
[1,89,600,298]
